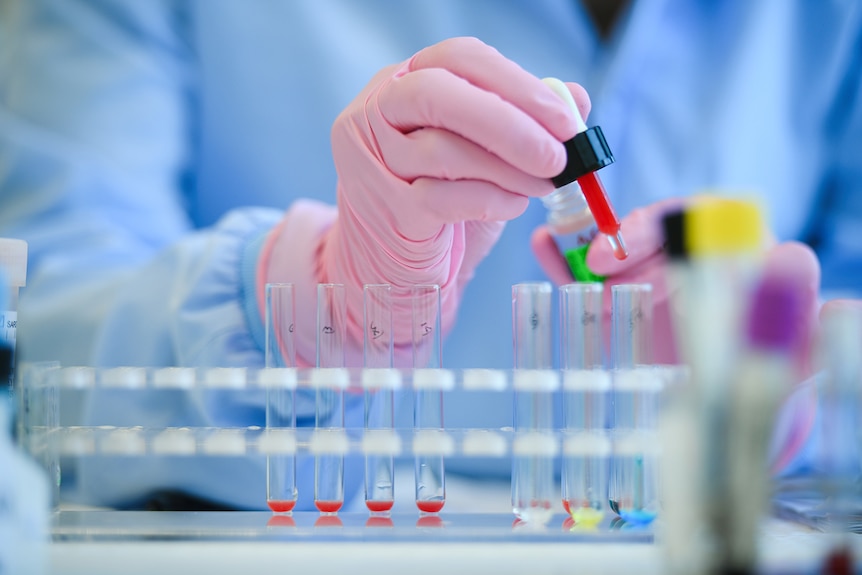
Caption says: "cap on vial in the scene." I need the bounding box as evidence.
[685,197,765,256]
[0,344,12,383]
[661,209,687,261]
[551,126,615,189]
[0,239,28,287]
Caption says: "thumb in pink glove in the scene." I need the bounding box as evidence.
[261,37,589,366]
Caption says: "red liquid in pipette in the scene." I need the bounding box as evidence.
[267,499,297,513]
[315,500,343,513]
[366,500,394,513]
[416,500,445,513]
[576,171,628,260]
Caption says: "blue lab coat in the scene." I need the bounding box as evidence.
[0,0,860,509]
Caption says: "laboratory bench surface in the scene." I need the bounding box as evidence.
[45,511,858,575]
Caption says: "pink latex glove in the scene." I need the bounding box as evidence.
[260,37,588,367]
[531,197,821,368]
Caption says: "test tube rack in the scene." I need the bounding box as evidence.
[19,364,675,515]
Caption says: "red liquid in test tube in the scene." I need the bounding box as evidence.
[412,286,447,515]
[362,285,397,516]
[315,500,344,514]
[313,284,347,515]
[416,500,445,514]
[366,500,394,513]
[263,283,299,515]
[267,500,296,514]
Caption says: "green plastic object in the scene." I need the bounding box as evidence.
[564,245,606,283]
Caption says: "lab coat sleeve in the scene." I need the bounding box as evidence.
[0,0,363,509]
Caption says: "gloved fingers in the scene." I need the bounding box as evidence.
[763,241,820,303]
[587,197,689,275]
[530,215,673,295]
[407,178,531,227]
[600,254,677,364]
[762,241,821,377]
[530,225,576,286]
[601,252,670,307]
[407,37,582,143]
[382,126,556,199]
[376,67,567,179]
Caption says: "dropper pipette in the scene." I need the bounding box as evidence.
[544,78,628,261]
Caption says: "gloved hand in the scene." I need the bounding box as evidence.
[535,197,823,476]
[531,197,821,367]
[260,37,589,366]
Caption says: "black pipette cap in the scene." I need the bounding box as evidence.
[551,126,615,188]
[661,209,688,261]
[0,344,11,387]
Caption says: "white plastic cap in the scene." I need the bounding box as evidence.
[0,239,27,287]
[542,77,588,133]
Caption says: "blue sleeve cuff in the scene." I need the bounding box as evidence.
[239,230,269,355]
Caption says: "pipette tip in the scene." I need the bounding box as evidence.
[606,231,628,260]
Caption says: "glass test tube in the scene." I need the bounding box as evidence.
[265,283,298,513]
[363,284,395,513]
[609,284,659,524]
[611,283,653,371]
[412,285,445,513]
[819,308,862,534]
[511,282,555,525]
[560,283,609,527]
[315,283,346,513]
